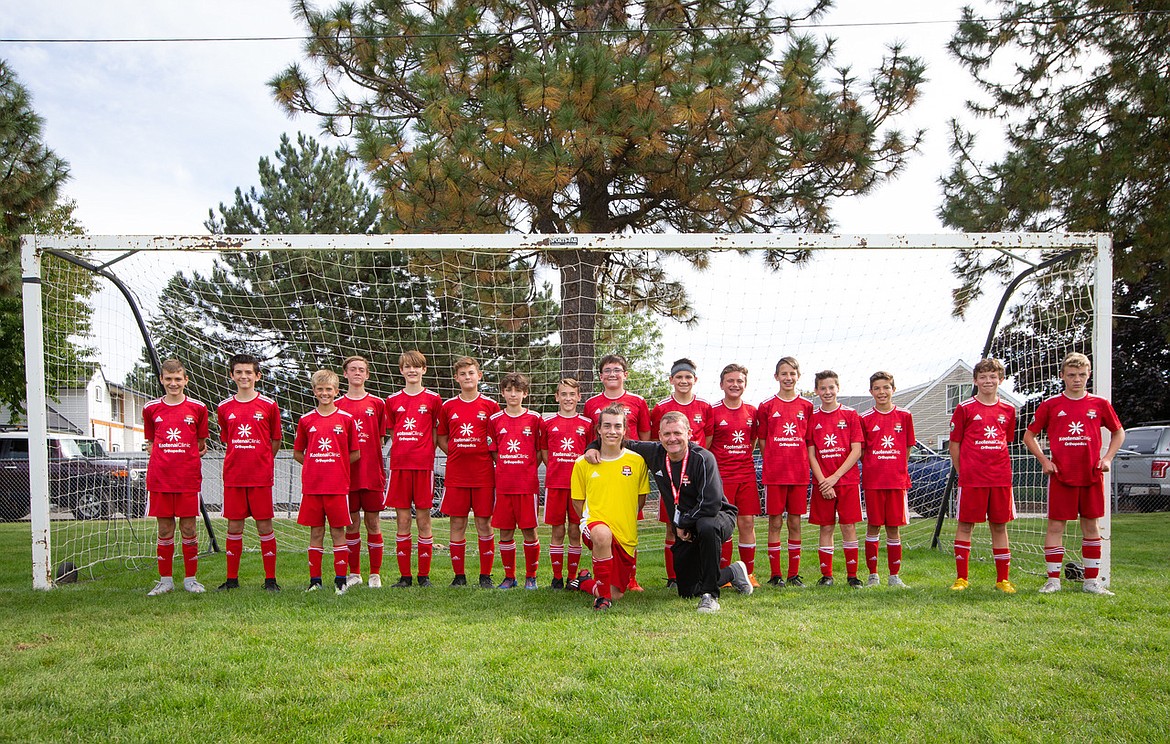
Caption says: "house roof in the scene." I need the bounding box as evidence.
[835,360,1025,412]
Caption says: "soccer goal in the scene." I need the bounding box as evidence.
[20,232,1113,590]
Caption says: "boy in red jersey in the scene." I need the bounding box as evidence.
[144,359,209,596]
[335,356,387,589]
[489,372,544,589]
[860,371,914,588]
[437,357,502,588]
[384,350,444,588]
[583,353,651,591]
[540,378,592,589]
[710,363,761,586]
[650,358,715,587]
[808,371,864,588]
[293,369,361,594]
[216,353,282,592]
[756,356,814,587]
[949,358,1019,593]
[1023,352,1125,596]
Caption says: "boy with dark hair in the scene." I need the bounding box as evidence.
[216,353,282,591]
[145,359,209,595]
[808,370,864,588]
[384,350,444,588]
[1023,352,1125,595]
[489,372,544,589]
[710,363,760,585]
[540,378,592,589]
[335,355,387,588]
[860,371,914,588]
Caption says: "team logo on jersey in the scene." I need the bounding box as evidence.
[317,437,334,452]
[797,411,805,420]
[184,415,196,426]
[418,405,428,414]
[365,407,375,417]
[692,414,703,425]
[333,425,345,434]
[523,427,533,436]
[837,419,847,429]
[1068,421,1084,435]
[823,433,838,448]
[506,439,521,453]
[166,428,183,442]
[997,414,1007,424]
[894,423,903,432]
[576,427,586,436]
[621,466,632,476]
[477,412,487,420]
[1087,409,1098,419]
[881,435,896,449]
[459,423,475,437]
[253,410,265,421]
[237,424,253,439]
[783,423,797,436]
[228,413,237,420]
[353,419,364,433]
[732,430,746,444]
[681,474,691,486]
[403,417,417,431]
[560,437,576,452]
[984,426,999,438]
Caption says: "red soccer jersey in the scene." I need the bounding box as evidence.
[650,395,715,443]
[810,405,864,487]
[294,409,360,495]
[385,388,443,472]
[710,400,758,485]
[756,395,815,485]
[950,397,1017,487]
[860,407,916,489]
[1027,393,1122,486]
[335,393,386,492]
[584,391,651,439]
[489,409,542,494]
[144,396,209,493]
[540,413,593,489]
[217,394,282,488]
[438,394,501,487]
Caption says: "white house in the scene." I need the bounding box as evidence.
[2,367,150,452]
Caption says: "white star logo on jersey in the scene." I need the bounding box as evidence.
[165,428,183,442]
[353,418,364,433]
[783,422,797,436]
[1087,409,1098,419]
[228,413,237,420]
[403,417,417,431]
[459,423,475,437]
[983,426,998,439]
[732,430,746,444]
[317,437,334,452]
[560,437,576,452]
[1068,421,1084,435]
[506,439,521,453]
[823,433,838,448]
[881,435,896,449]
[237,423,253,439]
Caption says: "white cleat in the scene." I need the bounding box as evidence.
[367,574,382,589]
[1082,578,1115,596]
[147,578,174,596]
[1039,578,1062,594]
[887,575,908,589]
[346,574,364,588]
[866,573,881,588]
[183,578,205,594]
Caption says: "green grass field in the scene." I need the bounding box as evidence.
[2,516,1169,743]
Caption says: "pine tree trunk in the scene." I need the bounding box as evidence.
[558,249,603,395]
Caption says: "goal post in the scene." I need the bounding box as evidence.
[20,232,1112,589]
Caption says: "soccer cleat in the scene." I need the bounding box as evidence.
[995,579,1017,594]
[450,574,468,587]
[367,574,382,589]
[786,575,805,588]
[696,593,721,613]
[666,579,678,589]
[497,577,518,590]
[846,576,864,589]
[887,575,908,589]
[391,576,414,589]
[1082,578,1115,596]
[335,576,349,595]
[626,579,645,592]
[592,596,613,611]
[417,576,433,588]
[951,578,970,591]
[346,574,364,588]
[767,575,786,588]
[550,578,565,590]
[567,570,591,592]
[217,578,240,592]
[524,577,538,590]
[183,578,206,594]
[748,574,761,588]
[729,560,754,595]
[1039,578,1061,594]
[866,573,881,588]
[305,578,323,592]
[262,578,281,592]
[478,574,494,589]
[816,576,834,587]
[147,577,174,596]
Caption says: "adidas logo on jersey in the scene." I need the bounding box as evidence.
[228,413,237,420]
[309,426,318,432]
[815,423,823,430]
[772,412,781,418]
[1057,410,1067,417]
[397,406,406,412]
[719,419,728,426]
[872,425,881,431]
[973,414,983,420]
[450,412,459,420]
[591,472,600,478]
[155,416,164,423]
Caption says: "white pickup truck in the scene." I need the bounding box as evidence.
[1113,425,1170,512]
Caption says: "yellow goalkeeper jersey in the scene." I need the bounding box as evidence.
[570,450,650,556]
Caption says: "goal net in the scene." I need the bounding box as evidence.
[20,233,1112,589]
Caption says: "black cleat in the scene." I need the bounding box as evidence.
[478,574,494,589]
[417,576,432,588]
[550,578,565,590]
[592,596,613,611]
[216,579,240,592]
[567,570,591,592]
[847,576,863,589]
[666,579,678,589]
[450,574,468,587]
[391,576,413,588]
[262,578,281,592]
[767,575,786,588]
[787,575,805,588]
[816,576,834,587]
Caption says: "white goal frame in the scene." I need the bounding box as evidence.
[21,232,1113,590]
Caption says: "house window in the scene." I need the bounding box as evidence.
[111,393,125,423]
[946,384,966,413]
[94,386,103,403]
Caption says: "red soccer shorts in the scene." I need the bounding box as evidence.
[582,521,635,591]
[491,492,539,530]
[148,492,199,519]
[725,481,761,517]
[297,493,352,528]
[439,485,494,518]
[957,486,1016,524]
[809,483,862,526]
[348,488,386,514]
[386,469,435,510]
[765,484,808,516]
[542,487,581,526]
[223,486,275,521]
[863,488,909,527]
[1047,479,1105,521]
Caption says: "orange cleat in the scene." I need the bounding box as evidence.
[626,579,645,592]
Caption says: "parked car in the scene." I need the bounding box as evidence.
[0,429,148,521]
[1113,424,1170,512]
